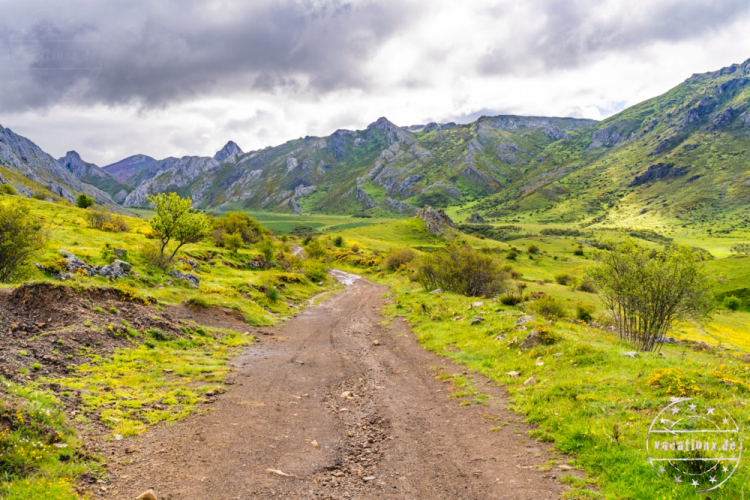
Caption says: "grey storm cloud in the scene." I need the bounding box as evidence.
[0,0,415,112]
[478,0,750,75]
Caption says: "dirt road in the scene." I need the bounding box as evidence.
[109,272,569,499]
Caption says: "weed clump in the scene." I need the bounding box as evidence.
[528,296,569,319]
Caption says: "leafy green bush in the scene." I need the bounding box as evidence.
[528,296,569,319]
[75,193,95,208]
[333,235,344,247]
[576,280,597,293]
[528,244,540,254]
[222,231,244,252]
[574,302,595,322]
[0,183,17,195]
[506,250,518,260]
[384,248,417,271]
[187,296,209,308]
[303,261,328,282]
[573,247,585,256]
[722,296,741,311]
[304,239,328,260]
[212,212,267,245]
[0,201,49,282]
[555,273,574,286]
[414,244,509,297]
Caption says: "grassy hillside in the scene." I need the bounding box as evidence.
[328,215,750,499]
[0,193,338,499]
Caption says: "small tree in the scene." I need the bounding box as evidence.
[587,240,716,352]
[147,193,211,264]
[76,193,95,209]
[730,242,750,255]
[0,201,49,282]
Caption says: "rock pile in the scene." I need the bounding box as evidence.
[415,205,458,235]
[465,213,487,224]
[169,270,200,288]
[36,250,132,280]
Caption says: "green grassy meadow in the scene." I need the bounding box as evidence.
[328,217,750,499]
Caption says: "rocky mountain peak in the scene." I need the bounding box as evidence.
[214,141,243,163]
[367,117,415,145]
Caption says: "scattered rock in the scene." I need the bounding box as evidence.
[553,353,563,358]
[310,440,318,447]
[125,445,138,454]
[523,377,536,386]
[493,334,507,341]
[429,289,444,295]
[168,270,200,288]
[535,357,544,366]
[136,490,158,500]
[472,301,484,308]
[372,340,381,346]
[622,351,639,358]
[452,316,465,322]
[53,443,68,449]
[114,434,123,441]
[340,391,353,399]
[114,248,127,258]
[519,329,547,349]
[363,476,376,482]
[470,316,485,325]
[266,468,296,477]
[506,371,520,378]
[558,465,573,471]
[514,315,534,329]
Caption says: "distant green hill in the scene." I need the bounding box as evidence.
[472,58,750,232]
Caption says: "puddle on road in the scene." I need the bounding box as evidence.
[328,269,361,285]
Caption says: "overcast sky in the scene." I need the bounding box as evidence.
[1,0,749,166]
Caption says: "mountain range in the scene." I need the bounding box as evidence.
[1,58,749,229]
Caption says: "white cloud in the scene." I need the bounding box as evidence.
[2,0,750,165]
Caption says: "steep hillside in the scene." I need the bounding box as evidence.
[0,124,116,205]
[58,151,133,202]
[472,58,750,231]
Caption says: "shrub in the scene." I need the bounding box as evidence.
[587,240,716,352]
[385,248,417,271]
[500,293,523,306]
[265,285,280,302]
[0,183,17,195]
[212,212,267,245]
[729,242,750,255]
[574,302,595,322]
[304,239,328,260]
[351,244,360,253]
[528,296,568,319]
[528,244,540,255]
[722,296,741,311]
[506,250,518,260]
[258,238,276,262]
[555,273,574,286]
[222,231,243,252]
[31,362,41,371]
[76,193,95,208]
[140,241,170,269]
[576,279,597,293]
[333,235,344,247]
[32,189,47,200]
[573,247,585,256]
[0,201,49,282]
[414,244,509,297]
[647,367,700,396]
[303,261,328,282]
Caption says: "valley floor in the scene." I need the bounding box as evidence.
[106,272,573,499]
